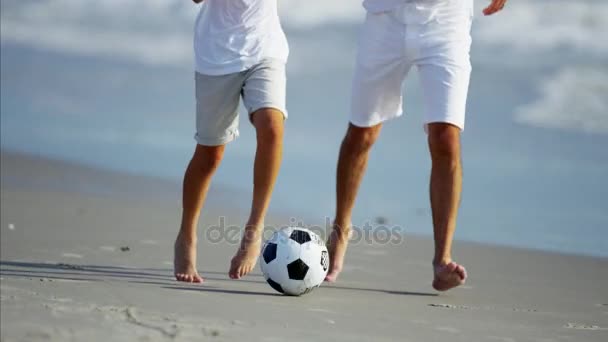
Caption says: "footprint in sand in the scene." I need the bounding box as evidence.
[56,263,85,270]
[428,303,477,310]
[563,322,607,330]
[435,326,460,333]
[307,308,336,314]
[428,303,540,313]
[487,336,517,342]
[61,253,83,259]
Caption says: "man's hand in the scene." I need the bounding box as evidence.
[483,0,507,16]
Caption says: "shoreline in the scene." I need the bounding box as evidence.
[1,149,605,260]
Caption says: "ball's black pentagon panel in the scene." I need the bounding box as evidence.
[287,258,309,280]
[266,277,284,294]
[290,229,311,244]
[321,250,329,271]
[262,242,278,264]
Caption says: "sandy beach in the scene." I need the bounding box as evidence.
[1,150,607,341]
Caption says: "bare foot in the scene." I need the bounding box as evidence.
[229,227,262,279]
[432,261,467,291]
[324,225,351,283]
[174,235,203,283]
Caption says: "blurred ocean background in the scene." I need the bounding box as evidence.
[1,0,607,257]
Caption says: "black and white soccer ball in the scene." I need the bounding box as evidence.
[260,227,329,296]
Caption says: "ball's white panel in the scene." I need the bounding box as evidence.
[301,240,329,289]
[276,226,295,243]
[282,276,309,296]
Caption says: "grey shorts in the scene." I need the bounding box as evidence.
[194,59,287,146]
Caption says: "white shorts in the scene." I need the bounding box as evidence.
[350,0,473,130]
[194,59,287,146]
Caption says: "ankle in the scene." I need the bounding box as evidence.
[333,219,351,231]
[176,231,197,244]
[241,225,263,241]
[433,257,452,267]
[331,221,352,240]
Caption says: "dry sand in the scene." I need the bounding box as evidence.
[1,151,607,341]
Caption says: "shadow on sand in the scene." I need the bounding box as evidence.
[0,260,437,297]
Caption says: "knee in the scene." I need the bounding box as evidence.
[343,124,381,153]
[252,109,284,144]
[192,145,224,172]
[428,124,460,161]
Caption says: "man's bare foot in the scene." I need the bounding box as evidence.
[324,224,351,283]
[432,261,467,291]
[174,235,204,283]
[229,227,262,279]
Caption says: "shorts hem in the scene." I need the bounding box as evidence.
[194,133,238,146]
[349,111,403,127]
[248,104,288,122]
[423,119,465,133]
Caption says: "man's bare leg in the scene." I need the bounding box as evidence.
[175,144,225,283]
[427,123,467,291]
[325,123,382,282]
[229,108,284,279]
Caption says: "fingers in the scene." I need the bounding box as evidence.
[483,0,507,16]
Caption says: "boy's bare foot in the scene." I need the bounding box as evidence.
[324,224,351,283]
[174,235,203,283]
[229,227,262,279]
[432,261,467,291]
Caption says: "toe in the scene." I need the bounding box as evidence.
[455,265,466,279]
[228,259,238,279]
[324,270,338,283]
[229,266,238,279]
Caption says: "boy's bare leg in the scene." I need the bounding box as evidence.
[229,108,284,279]
[175,144,225,283]
[427,123,467,291]
[325,123,382,282]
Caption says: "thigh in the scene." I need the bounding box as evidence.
[241,59,287,122]
[350,12,411,127]
[195,72,244,146]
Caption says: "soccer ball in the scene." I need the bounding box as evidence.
[259,227,329,296]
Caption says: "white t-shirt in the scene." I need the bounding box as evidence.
[194,0,289,76]
[363,0,444,13]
